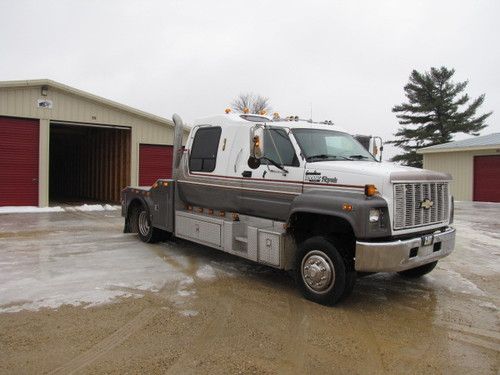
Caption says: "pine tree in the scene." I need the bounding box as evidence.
[389,67,492,167]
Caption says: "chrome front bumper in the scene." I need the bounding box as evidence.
[355,227,456,272]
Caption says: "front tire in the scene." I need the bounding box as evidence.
[398,261,437,278]
[295,236,355,306]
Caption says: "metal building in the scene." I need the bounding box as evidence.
[418,133,500,202]
[0,79,178,207]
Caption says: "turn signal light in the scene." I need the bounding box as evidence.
[342,203,353,212]
[365,184,378,197]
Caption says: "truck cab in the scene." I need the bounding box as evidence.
[122,113,456,305]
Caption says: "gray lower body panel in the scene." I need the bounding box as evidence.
[177,181,296,222]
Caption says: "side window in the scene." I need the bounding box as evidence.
[189,127,222,172]
[263,128,299,167]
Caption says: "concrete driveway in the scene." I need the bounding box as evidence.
[0,202,499,374]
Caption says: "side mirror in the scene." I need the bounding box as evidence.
[372,136,383,162]
[250,125,265,158]
[247,156,261,169]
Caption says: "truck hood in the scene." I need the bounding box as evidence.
[304,160,451,194]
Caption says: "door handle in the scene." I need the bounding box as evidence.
[241,171,252,178]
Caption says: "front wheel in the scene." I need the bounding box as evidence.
[295,236,355,306]
[398,261,437,278]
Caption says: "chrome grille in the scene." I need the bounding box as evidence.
[393,182,449,230]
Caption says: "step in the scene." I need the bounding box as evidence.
[235,236,248,243]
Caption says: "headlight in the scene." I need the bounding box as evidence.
[369,208,381,223]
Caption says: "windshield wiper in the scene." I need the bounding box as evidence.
[306,154,350,162]
[348,154,370,160]
[261,157,288,172]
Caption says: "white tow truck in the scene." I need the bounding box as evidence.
[122,112,456,305]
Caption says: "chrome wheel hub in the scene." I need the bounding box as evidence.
[138,211,150,236]
[301,251,334,293]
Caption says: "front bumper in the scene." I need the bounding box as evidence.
[355,227,456,272]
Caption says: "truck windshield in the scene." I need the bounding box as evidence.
[291,129,375,162]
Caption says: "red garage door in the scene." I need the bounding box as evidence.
[0,117,39,206]
[474,155,500,202]
[139,144,173,186]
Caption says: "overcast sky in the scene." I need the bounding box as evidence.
[1,0,499,159]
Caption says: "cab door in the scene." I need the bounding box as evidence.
[239,127,304,221]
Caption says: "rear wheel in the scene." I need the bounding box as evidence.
[131,204,164,243]
[398,261,438,278]
[295,236,356,305]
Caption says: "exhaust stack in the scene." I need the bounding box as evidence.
[172,113,184,177]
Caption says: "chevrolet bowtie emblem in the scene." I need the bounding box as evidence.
[420,198,434,210]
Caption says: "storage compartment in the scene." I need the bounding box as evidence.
[175,212,222,247]
[257,229,282,266]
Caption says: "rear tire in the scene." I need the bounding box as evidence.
[133,204,163,243]
[398,261,438,278]
[295,236,355,306]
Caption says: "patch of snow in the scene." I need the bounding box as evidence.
[0,206,65,214]
[180,309,198,317]
[74,204,106,212]
[478,301,498,312]
[196,264,217,280]
[177,290,195,297]
[104,204,120,211]
[427,268,487,297]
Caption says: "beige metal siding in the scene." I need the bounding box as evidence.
[423,149,500,201]
[0,86,172,140]
[0,84,174,206]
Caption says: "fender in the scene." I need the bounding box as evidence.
[288,189,391,239]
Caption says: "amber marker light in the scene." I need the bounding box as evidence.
[253,136,260,148]
[243,107,250,114]
[365,184,378,197]
[225,108,231,113]
[342,203,353,212]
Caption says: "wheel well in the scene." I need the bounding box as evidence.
[288,212,356,261]
[126,198,144,233]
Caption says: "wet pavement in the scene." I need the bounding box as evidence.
[0,202,499,374]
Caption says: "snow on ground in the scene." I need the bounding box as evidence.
[0,204,120,215]
[0,206,65,214]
